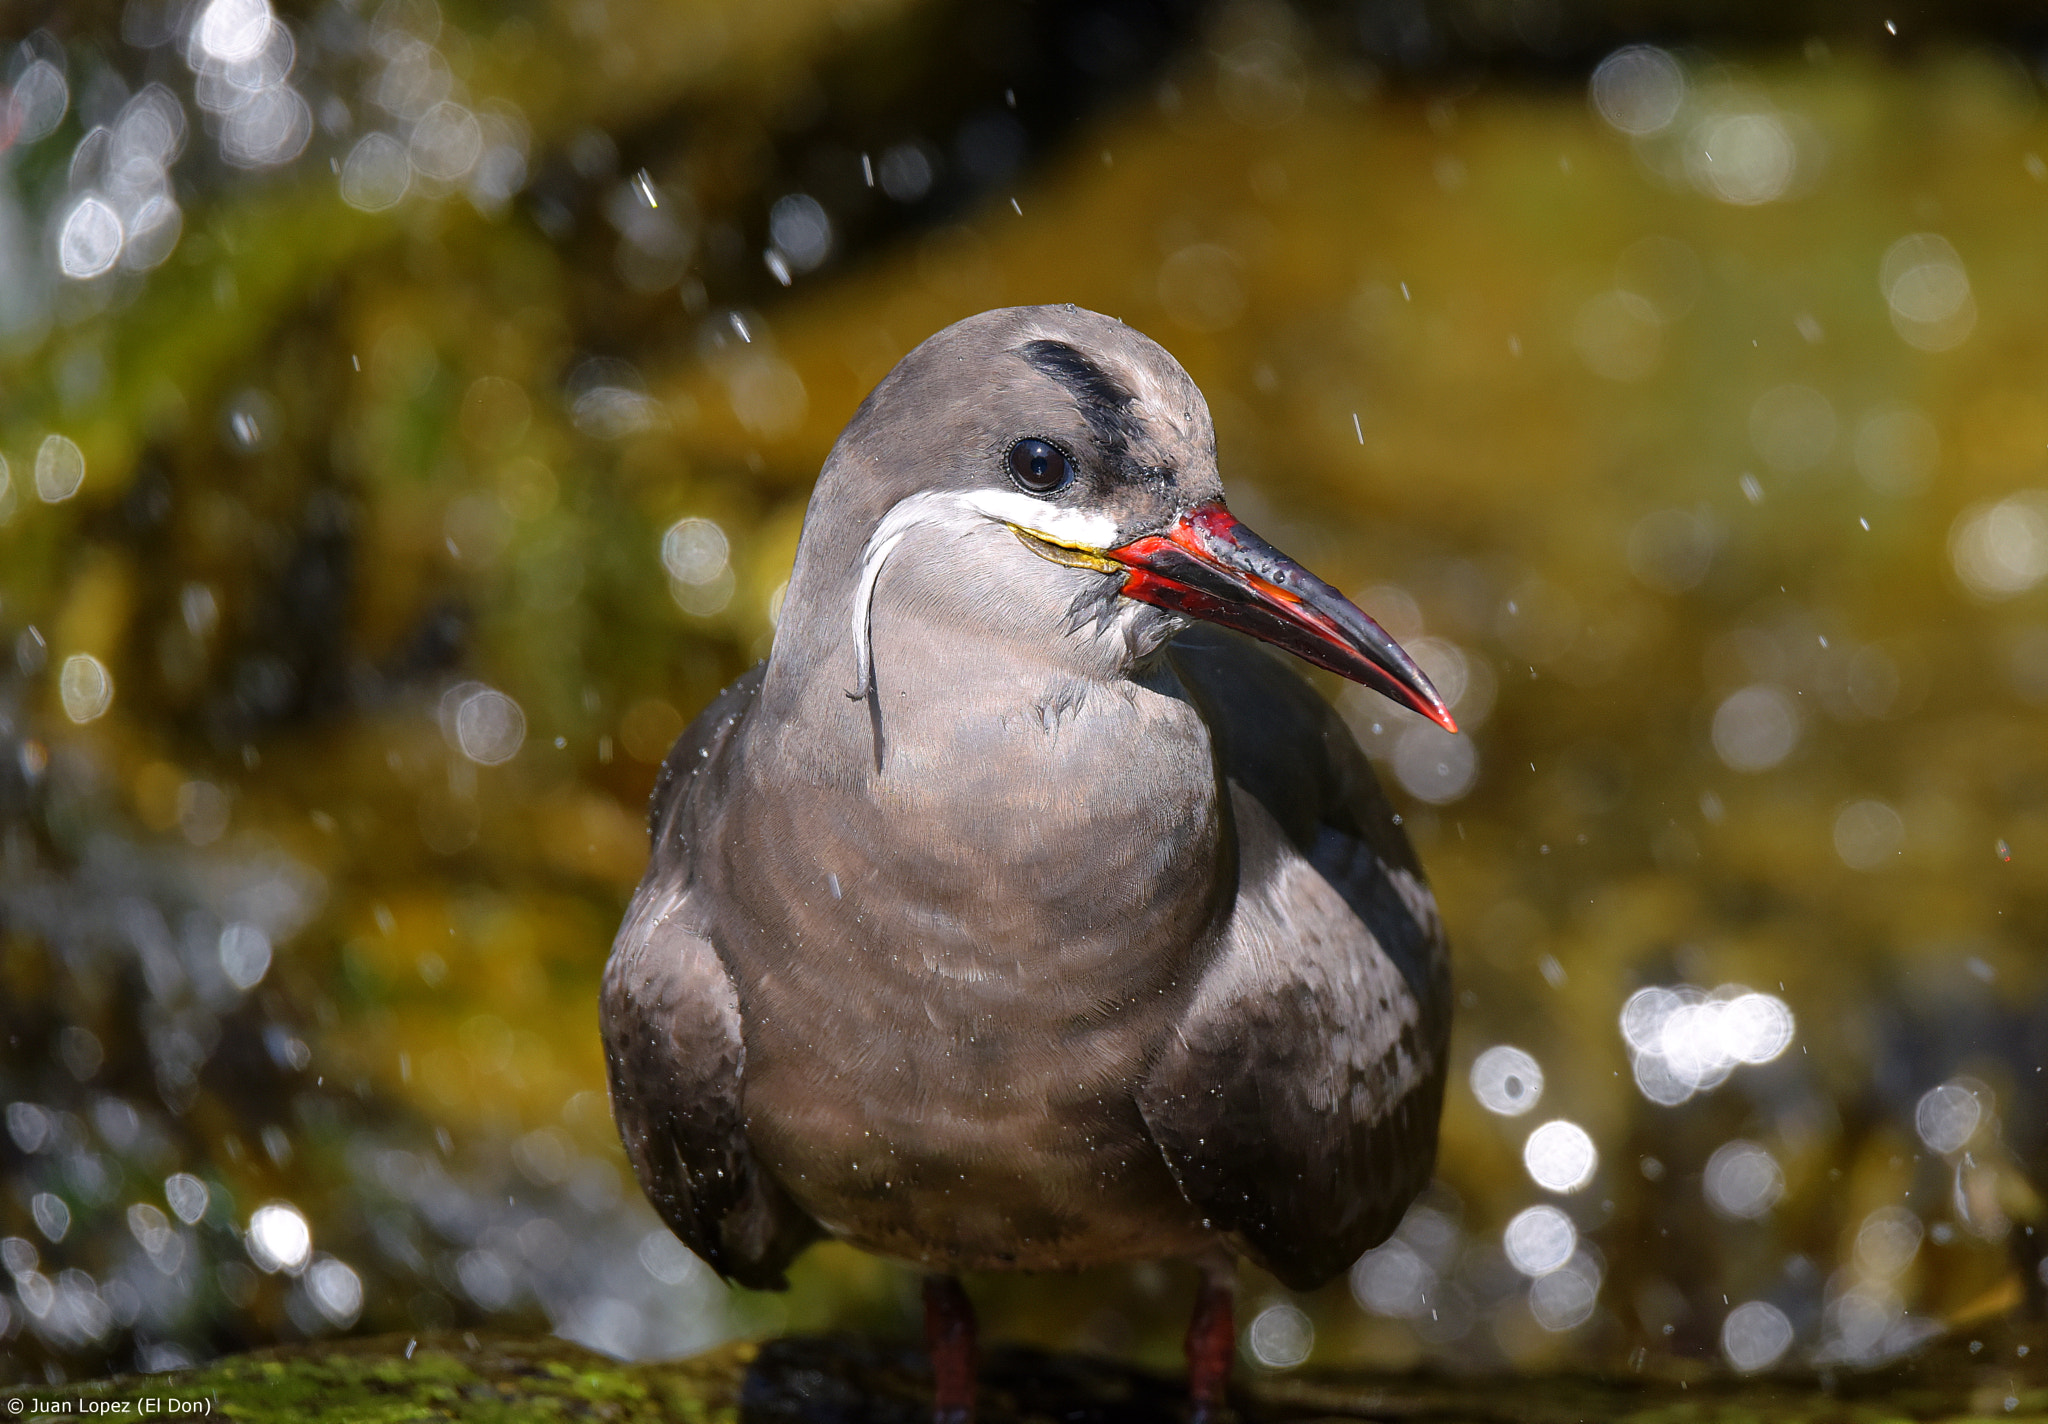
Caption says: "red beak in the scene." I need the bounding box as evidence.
[1109,503,1457,733]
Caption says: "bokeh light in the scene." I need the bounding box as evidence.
[56,655,112,724]
[1589,46,1685,136]
[1622,986,1795,1106]
[1721,1300,1794,1372]
[1914,1081,1985,1157]
[1246,1301,1314,1369]
[1880,233,1975,351]
[1685,110,1798,206]
[1710,684,1800,772]
[1522,1121,1597,1194]
[1503,1205,1577,1277]
[1703,1140,1785,1220]
[245,1203,311,1273]
[1469,1045,1543,1117]
[1832,799,1905,871]
[32,436,85,504]
[1950,493,2048,600]
[1527,1252,1601,1332]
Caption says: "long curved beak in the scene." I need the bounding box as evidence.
[1108,503,1457,733]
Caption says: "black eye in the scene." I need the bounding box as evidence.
[1006,438,1071,494]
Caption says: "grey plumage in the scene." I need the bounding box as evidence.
[601,304,1451,1306]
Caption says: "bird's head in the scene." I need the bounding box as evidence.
[791,304,1454,733]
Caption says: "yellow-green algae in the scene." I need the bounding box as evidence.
[6,1325,2048,1423]
[1,1334,748,1424]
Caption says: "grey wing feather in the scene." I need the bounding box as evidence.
[600,665,818,1288]
[1139,628,1451,1290]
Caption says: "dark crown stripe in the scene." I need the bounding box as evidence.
[1017,339,1145,459]
[1020,339,1135,411]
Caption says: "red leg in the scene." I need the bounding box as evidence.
[923,1273,978,1424]
[1185,1256,1235,1423]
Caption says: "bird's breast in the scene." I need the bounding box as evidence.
[712,666,1230,1266]
[739,664,1227,996]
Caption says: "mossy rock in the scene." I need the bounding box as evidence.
[5,1324,2046,1423]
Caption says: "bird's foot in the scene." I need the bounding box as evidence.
[924,1273,979,1424]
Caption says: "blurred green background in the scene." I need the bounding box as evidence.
[2,0,2046,1391]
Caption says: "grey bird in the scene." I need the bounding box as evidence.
[602,305,1455,1422]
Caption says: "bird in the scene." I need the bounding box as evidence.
[601,304,1455,1423]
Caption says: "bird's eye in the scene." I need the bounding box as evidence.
[1006,438,1072,495]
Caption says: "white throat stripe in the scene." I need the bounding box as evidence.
[847,489,1122,696]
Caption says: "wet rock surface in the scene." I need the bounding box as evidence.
[5,1324,2048,1423]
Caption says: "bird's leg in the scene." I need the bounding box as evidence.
[1184,1251,1236,1423]
[922,1273,979,1424]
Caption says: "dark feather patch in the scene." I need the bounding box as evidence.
[1019,338,1147,460]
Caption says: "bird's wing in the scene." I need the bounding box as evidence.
[600,665,818,1288]
[1137,627,1451,1290]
